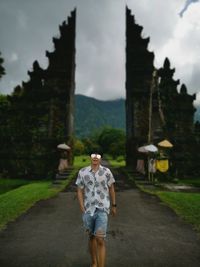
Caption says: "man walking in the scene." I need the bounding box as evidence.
[76,151,116,267]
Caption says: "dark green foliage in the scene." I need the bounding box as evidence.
[74,126,126,158]
[78,127,125,158]
[0,52,6,79]
[74,94,125,138]
[97,127,125,158]
[81,137,101,156]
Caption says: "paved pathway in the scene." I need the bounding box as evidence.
[0,167,200,267]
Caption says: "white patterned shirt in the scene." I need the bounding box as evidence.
[75,165,115,216]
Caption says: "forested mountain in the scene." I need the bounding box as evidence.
[74,94,125,138]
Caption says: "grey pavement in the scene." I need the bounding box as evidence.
[0,167,200,267]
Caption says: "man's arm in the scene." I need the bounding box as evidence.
[109,183,116,216]
[77,187,85,213]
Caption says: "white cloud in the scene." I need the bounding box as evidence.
[8,52,19,63]
[17,9,28,30]
[194,92,200,107]
[153,2,200,93]
[84,84,95,97]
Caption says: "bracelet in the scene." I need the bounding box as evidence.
[112,204,117,207]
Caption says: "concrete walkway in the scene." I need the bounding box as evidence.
[0,167,200,267]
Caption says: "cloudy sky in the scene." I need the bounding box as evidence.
[0,0,200,105]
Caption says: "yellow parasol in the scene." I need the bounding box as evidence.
[158,139,173,148]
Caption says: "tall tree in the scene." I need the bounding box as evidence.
[0,52,6,79]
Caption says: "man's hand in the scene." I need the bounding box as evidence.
[80,206,85,213]
[111,206,117,216]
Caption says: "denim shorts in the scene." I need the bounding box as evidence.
[82,209,108,238]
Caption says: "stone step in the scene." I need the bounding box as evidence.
[52,179,62,185]
[55,169,73,180]
[55,174,68,180]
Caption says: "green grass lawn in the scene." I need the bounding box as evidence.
[74,155,91,168]
[73,154,126,168]
[0,170,76,231]
[107,156,125,167]
[0,156,88,231]
[0,178,32,195]
[137,180,200,234]
[157,191,200,232]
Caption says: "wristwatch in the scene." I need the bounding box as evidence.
[112,204,117,207]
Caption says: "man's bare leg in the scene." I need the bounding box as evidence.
[96,236,106,267]
[89,235,98,267]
